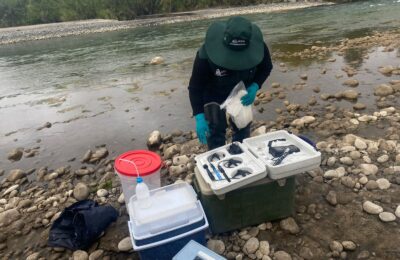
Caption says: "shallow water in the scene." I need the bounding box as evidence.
[0,0,400,173]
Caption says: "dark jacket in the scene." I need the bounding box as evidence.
[188,43,273,115]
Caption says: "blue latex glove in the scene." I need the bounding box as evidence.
[241,83,259,106]
[195,113,209,144]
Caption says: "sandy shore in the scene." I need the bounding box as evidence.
[0,2,331,45]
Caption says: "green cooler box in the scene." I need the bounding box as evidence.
[193,168,296,234]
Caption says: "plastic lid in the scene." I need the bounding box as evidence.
[115,150,162,177]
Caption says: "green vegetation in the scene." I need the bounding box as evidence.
[0,0,333,28]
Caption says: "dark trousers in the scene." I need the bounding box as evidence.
[204,102,251,151]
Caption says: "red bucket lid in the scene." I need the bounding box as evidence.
[115,150,162,177]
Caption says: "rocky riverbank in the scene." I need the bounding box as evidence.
[1,29,400,260]
[0,2,330,45]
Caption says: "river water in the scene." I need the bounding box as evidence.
[0,0,400,172]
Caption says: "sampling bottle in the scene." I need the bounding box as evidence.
[135,176,152,209]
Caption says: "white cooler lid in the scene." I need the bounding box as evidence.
[128,183,201,236]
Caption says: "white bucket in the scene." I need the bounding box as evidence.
[114,150,162,205]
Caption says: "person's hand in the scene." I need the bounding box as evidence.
[241,83,259,106]
[195,113,209,144]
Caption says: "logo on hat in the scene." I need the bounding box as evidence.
[229,39,248,46]
[215,69,228,77]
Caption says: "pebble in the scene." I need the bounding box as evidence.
[258,223,267,230]
[365,180,378,190]
[395,205,400,218]
[26,252,40,260]
[169,164,188,177]
[147,130,162,147]
[357,250,370,259]
[379,212,396,222]
[374,84,394,96]
[377,154,389,163]
[73,250,88,260]
[342,241,357,251]
[0,208,21,226]
[172,155,190,166]
[341,176,355,188]
[330,241,343,252]
[118,193,125,204]
[343,79,359,87]
[340,157,353,165]
[243,237,259,255]
[164,144,180,159]
[354,139,367,150]
[327,157,336,166]
[96,189,108,197]
[359,176,368,185]
[349,151,361,160]
[326,190,337,206]
[73,183,90,201]
[248,227,259,237]
[118,237,133,252]
[279,217,300,234]
[274,251,292,260]
[376,178,391,190]
[300,73,308,80]
[3,184,19,195]
[259,241,270,255]
[89,250,103,260]
[299,247,314,259]
[7,148,23,161]
[207,239,225,255]
[363,201,383,215]
[150,56,164,65]
[7,169,26,182]
[359,164,378,175]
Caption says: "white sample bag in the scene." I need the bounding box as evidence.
[220,81,253,129]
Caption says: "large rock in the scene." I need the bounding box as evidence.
[169,165,187,177]
[81,150,92,163]
[354,139,367,150]
[374,84,394,97]
[6,169,26,182]
[324,167,346,179]
[207,239,225,255]
[251,126,267,136]
[0,208,21,227]
[73,183,90,201]
[147,130,162,148]
[73,250,88,260]
[7,148,23,161]
[378,66,394,75]
[243,237,259,255]
[363,201,383,215]
[118,237,133,252]
[279,217,300,234]
[379,212,396,222]
[291,116,316,127]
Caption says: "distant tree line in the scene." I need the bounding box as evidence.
[0,0,347,28]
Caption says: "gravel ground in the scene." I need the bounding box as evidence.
[0,2,330,45]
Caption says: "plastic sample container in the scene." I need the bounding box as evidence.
[193,168,295,234]
[127,183,209,260]
[243,130,321,180]
[115,150,162,205]
[173,240,227,260]
[128,183,202,237]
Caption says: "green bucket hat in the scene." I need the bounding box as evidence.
[204,16,264,71]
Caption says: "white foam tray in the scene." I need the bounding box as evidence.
[194,142,267,196]
[243,130,321,180]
